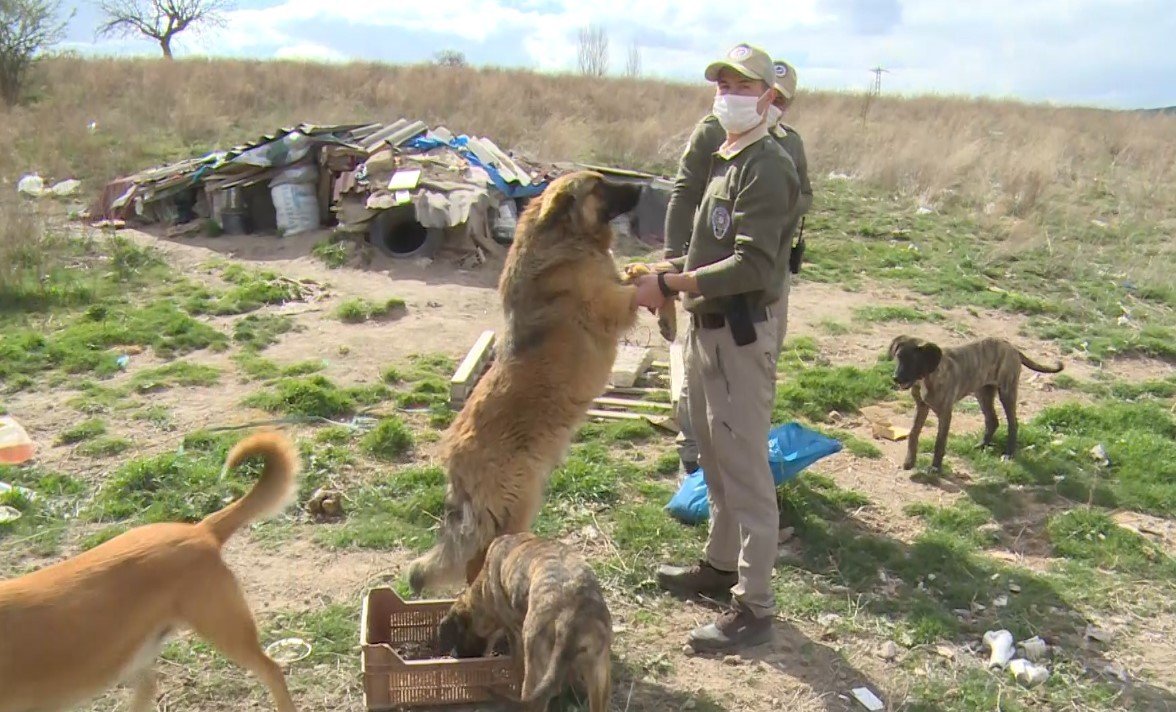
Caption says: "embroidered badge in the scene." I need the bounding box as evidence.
[774,63,788,77]
[729,45,751,60]
[710,205,731,239]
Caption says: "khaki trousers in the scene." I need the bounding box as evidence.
[684,287,788,618]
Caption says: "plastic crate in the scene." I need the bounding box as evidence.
[360,587,519,710]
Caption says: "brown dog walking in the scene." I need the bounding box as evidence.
[437,532,613,712]
[888,335,1063,472]
[0,430,300,712]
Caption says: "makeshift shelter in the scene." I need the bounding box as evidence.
[87,120,673,263]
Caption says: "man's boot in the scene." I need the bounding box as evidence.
[687,601,773,652]
[656,560,736,598]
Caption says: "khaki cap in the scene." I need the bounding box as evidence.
[704,43,775,85]
[773,60,798,100]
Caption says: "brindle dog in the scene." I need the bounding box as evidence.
[888,335,1063,472]
[437,533,612,712]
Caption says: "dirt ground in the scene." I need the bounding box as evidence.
[10,225,1176,712]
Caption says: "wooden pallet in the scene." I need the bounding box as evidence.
[447,333,676,430]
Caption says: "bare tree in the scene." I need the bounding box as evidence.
[576,23,608,77]
[624,38,640,78]
[96,0,232,59]
[434,49,466,68]
[0,0,71,105]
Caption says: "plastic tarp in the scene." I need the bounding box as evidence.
[665,422,844,525]
[404,135,547,200]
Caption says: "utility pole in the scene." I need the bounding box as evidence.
[869,66,889,96]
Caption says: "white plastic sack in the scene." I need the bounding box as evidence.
[17,174,44,197]
[49,179,81,197]
[271,182,320,236]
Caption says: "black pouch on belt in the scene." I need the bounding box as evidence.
[726,293,758,346]
[789,218,806,275]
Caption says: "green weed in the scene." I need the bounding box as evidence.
[233,313,300,351]
[57,418,107,444]
[317,466,445,551]
[129,360,220,392]
[360,416,414,461]
[335,297,407,324]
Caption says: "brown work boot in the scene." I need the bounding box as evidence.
[687,601,773,653]
[656,560,737,598]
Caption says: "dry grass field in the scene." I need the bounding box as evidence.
[2,56,1176,711]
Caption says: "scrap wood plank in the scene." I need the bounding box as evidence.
[669,341,685,406]
[592,396,672,411]
[449,330,496,408]
[480,138,532,186]
[586,409,645,421]
[466,138,518,183]
[609,345,653,388]
[605,386,668,397]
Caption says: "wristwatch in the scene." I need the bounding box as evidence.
[657,272,676,298]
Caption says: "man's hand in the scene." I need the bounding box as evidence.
[634,273,666,311]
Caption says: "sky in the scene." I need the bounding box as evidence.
[59,0,1176,110]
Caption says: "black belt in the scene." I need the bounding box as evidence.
[691,307,770,330]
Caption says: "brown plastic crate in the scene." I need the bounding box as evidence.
[360,587,520,710]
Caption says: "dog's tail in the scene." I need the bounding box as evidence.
[199,430,299,546]
[1019,351,1064,374]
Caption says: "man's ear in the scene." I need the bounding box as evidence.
[917,343,943,376]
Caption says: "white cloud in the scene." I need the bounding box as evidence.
[274,42,348,63]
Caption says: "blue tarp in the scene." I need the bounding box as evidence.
[665,422,844,525]
[404,135,548,200]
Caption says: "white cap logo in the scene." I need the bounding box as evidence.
[729,45,751,60]
[775,63,788,77]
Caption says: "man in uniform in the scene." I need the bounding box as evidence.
[665,58,813,477]
[633,43,802,652]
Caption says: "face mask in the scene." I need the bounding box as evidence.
[767,105,783,126]
[712,93,765,134]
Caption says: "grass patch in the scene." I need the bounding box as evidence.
[905,501,1000,548]
[817,319,853,335]
[821,428,883,459]
[67,380,132,414]
[317,466,446,551]
[311,239,351,269]
[335,297,407,324]
[360,416,414,461]
[853,305,945,323]
[547,443,639,507]
[185,265,307,316]
[1047,508,1173,575]
[77,436,133,458]
[576,419,658,444]
[0,300,227,388]
[956,400,1176,517]
[233,353,325,381]
[58,418,107,444]
[0,466,87,560]
[775,362,895,422]
[243,375,386,418]
[87,430,272,524]
[129,360,220,392]
[233,313,299,351]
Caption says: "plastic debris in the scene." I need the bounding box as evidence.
[17,174,44,197]
[851,687,885,711]
[1019,636,1049,662]
[265,637,312,665]
[984,630,1016,669]
[116,354,131,370]
[49,179,81,197]
[0,505,21,524]
[1009,658,1050,687]
[0,416,36,465]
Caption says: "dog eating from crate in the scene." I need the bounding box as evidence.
[437,533,613,712]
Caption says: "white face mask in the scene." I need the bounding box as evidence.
[767,105,783,126]
[712,92,766,134]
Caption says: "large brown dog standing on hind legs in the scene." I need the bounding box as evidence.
[888,335,1063,473]
[407,170,643,595]
[0,430,300,712]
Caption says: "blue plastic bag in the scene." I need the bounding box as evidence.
[665,422,844,525]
